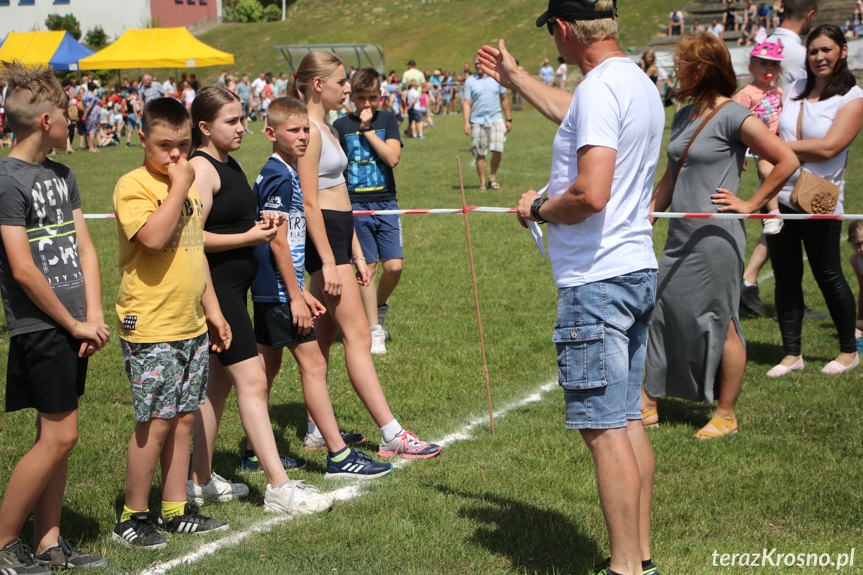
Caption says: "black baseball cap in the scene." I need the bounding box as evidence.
[536,0,617,27]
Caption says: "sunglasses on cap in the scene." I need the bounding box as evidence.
[546,17,557,35]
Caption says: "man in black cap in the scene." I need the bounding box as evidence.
[478,2,663,575]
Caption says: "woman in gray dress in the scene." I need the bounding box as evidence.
[641,33,798,439]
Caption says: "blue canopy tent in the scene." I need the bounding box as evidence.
[49,32,94,71]
[0,31,94,71]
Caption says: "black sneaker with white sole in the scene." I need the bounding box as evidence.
[34,536,110,569]
[0,539,51,574]
[156,503,229,535]
[112,512,167,549]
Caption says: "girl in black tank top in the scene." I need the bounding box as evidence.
[187,87,304,501]
[190,150,259,289]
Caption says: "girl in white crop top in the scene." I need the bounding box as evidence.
[292,52,442,459]
[311,119,347,189]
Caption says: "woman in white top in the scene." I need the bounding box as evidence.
[290,52,441,459]
[181,82,196,111]
[553,56,567,89]
[765,25,863,377]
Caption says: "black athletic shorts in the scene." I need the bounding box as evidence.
[305,209,353,274]
[6,327,88,413]
[254,301,317,349]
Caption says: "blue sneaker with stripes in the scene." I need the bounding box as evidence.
[242,450,306,471]
[324,449,393,480]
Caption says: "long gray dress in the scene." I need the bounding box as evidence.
[644,102,752,404]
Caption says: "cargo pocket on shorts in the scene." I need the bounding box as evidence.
[553,322,608,390]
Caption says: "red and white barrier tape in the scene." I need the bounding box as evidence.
[83,209,863,220]
[653,212,863,220]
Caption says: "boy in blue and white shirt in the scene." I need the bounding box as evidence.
[252,97,392,480]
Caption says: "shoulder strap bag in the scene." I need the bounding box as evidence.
[674,100,732,179]
[789,100,840,214]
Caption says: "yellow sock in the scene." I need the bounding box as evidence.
[120,505,146,523]
[161,500,187,523]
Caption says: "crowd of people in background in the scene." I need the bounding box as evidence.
[672,1,863,45]
[0,57,562,152]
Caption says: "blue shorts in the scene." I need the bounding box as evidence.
[554,270,656,429]
[353,199,403,264]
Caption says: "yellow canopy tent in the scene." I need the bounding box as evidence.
[79,27,233,70]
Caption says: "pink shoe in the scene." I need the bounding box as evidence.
[378,429,442,459]
[821,355,859,375]
[766,358,805,377]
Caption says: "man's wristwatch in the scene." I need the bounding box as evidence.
[530,196,549,224]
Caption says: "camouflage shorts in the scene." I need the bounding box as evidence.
[120,333,209,422]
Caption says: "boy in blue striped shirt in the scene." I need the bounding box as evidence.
[252,97,392,480]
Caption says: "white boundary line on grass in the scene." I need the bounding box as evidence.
[137,380,558,575]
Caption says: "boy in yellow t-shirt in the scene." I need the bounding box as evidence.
[111,97,231,549]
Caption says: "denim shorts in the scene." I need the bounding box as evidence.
[554,269,656,429]
[353,199,403,263]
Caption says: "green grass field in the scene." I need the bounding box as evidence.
[0,102,862,575]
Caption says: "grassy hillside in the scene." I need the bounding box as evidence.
[194,0,680,82]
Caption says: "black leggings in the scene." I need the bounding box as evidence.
[765,205,856,356]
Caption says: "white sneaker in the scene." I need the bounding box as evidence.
[763,215,783,235]
[186,471,249,505]
[263,481,332,515]
[370,324,387,355]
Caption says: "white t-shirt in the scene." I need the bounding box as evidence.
[555,63,567,84]
[768,27,806,87]
[708,23,725,37]
[547,57,664,288]
[251,76,267,96]
[777,80,863,213]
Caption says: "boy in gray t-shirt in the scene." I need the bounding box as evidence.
[0,63,110,573]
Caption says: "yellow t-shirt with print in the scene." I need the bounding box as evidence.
[114,166,207,343]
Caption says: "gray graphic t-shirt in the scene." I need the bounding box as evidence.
[0,157,86,336]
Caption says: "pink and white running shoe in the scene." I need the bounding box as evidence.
[378,429,442,459]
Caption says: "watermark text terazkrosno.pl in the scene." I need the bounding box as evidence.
[712,549,855,570]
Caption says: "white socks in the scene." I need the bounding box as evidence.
[380,419,403,444]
